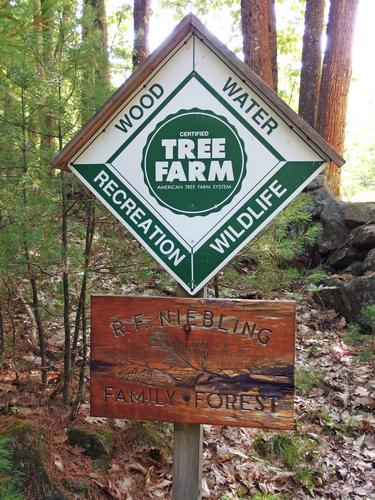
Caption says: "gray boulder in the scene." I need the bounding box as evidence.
[326,247,367,270]
[311,187,348,253]
[68,426,114,470]
[306,174,326,191]
[316,275,375,324]
[3,419,67,500]
[347,224,375,250]
[340,261,363,276]
[363,248,375,272]
[341,202,375,229]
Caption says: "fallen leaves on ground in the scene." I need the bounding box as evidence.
[0,298,374,499]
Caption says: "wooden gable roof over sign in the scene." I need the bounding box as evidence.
[51,13,344,171]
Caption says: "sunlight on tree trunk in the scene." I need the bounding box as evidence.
[268,0,278,93]
[133,0,151,70]
[86,0,110,88]
[316,0,359,197]
[298,0,325,128]
[241,0,276,90]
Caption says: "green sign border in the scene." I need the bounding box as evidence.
[108,72,285,164]
[72,160,323,292]
[72,69,323,293]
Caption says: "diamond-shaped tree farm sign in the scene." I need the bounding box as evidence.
[52,15,344,295]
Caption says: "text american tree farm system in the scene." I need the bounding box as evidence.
[53,15,344,295]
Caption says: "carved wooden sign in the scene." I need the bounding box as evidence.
[90,296,295,429]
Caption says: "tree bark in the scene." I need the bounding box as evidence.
[28,267,48,386]
[241,0,275,90]
[33,0,56,165]
[298,0,325,128]
[133,0,151,70]
[85,0,110,88]
[32,0,44,79]
[20,83,47,388]
[268,0,278,93]
[0,304,4,357]
[316,0,359,197]
[70,285,89,420]
[61,168,71,406]
[71,198,96,367]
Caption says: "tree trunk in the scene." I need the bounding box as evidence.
[85,0,110,88]
[298,0,325,128]
[32,0,44,79]
[0,304,4,357]
[20,83,47,388]
[60,148,71,406]
[316,0,359,197]
[70,288,89,420]
[268,0,278,93]
[71,199,96,367]
[33,0,56,165]
[82,0,110,121]
[133,0,151,70]
[28,267,48,386]
[241,0,275,90]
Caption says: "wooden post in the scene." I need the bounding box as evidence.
[172,284,205,500]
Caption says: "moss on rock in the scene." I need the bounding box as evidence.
[68,426,114,470]
[1,418,66,500]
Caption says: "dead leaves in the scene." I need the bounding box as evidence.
[1,298,374,499]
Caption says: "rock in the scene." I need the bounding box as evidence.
[363,248,375,272]
[326,247,367,270]
[47,332,65,348]
[21,354,42,365]
[311,187,348,253]
[291,244,322,271]
[348,224,375,250]
[341,202,375,229]
[316,275,375,325]
[340,261,363,276]
[2,419,67,500]
[306,174,326,191]
[68,426,114,470]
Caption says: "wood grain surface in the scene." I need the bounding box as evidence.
[90,296,295,429]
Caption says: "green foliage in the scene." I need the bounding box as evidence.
[250,493,281,500]
[360,305,375,332]
[303,408,361,439]
[128,421,172,452]
[343,125,375,201]
[253,432,319,492]
[276,0,305,110]
[221,493,281,500]
[108,4,133,80]
[160,0,242,55]
[345,322,369,345]
[344,306,375,363]
[0,436,24,500]
[296,368,327,395]
[221,194,322,296]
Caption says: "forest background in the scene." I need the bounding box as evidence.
[0,0,374,498]
[109,0,374,201]
[0,0,372,423]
